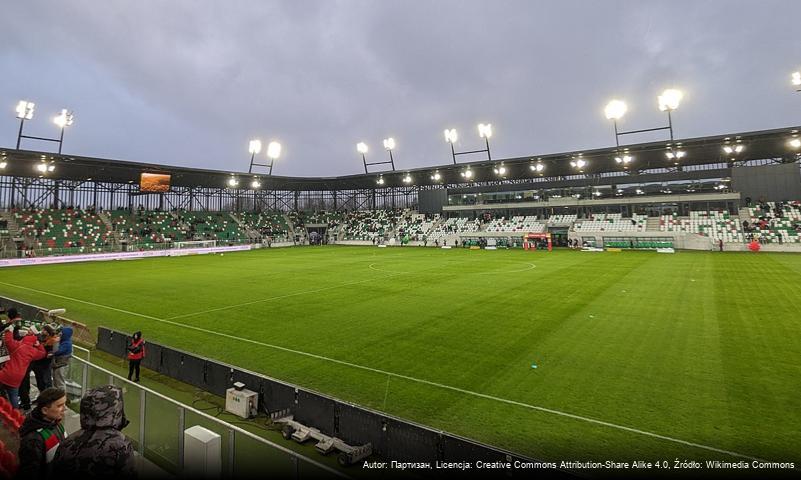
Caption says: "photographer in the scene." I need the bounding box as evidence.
[0,326,46,409]
[20,326,58,410]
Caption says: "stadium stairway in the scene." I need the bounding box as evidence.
[645,217,661,232]
[227,212,260,241]
[96,211,121,247]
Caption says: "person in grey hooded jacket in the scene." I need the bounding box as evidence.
[52,385,136,478]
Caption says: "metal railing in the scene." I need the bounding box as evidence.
[65,349,348,479]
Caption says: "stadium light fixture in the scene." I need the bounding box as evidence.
[722,144,744,155]
[248,139,280,175]
[357,142,368,154]
[529,161,545,174]
[16,101,35,120]
[789,138,801,149]
[228,177,239,187]
[608,89,683,146]
[493,165,506,176]
[445,125,492,164]
[251,179,261,189]
[377,176,385,185]
[460,168,474,179]
[36,162,47,173]
[402,174,412,184]
[604,100,627,121]
[383,138,395,150]
[614,155,633,164]
[569,157,587,169]
[792,71,801,90]
[658,89,683,112]
[51,109,74,154]
[430,171,442,182]
[0,157,6,169]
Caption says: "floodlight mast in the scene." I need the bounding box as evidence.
[248,140,281,175]
[14,101,74,153]
[445,124,492,164]
[360,139,397,174]
[605,89,682,146]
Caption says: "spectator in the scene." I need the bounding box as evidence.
[0,328,46,408]
[52,327,73,392]
[6,308,22,325]
[52,385,136,479]
[17,388,68,480]
[126,332,145,383]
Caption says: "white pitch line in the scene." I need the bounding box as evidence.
[368,263,410,275]
[0,280,770,463]
[474,262,536,274]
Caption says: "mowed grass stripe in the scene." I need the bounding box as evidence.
[0,247,799,463]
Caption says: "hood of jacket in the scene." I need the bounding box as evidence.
[79,385,129,431]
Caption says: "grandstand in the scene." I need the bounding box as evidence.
[0,124,800,477]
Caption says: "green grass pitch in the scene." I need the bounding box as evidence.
[1,246,799,464]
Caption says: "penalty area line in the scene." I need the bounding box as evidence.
[0,280,771,464]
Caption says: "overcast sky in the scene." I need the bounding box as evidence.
[1,1,800,177]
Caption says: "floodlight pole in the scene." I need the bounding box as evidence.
[614,111,675,145]
[450,143,491,165]
[249,155,275,176]
[16,118,25,150]
[362,152,395,174]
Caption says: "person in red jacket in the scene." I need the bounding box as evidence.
[126,331,145,383]
[0,328,46,409]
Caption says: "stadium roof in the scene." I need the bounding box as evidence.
[1,125,799,191]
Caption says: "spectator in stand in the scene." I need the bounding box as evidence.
[0,327,46,408]
[52,327,73,392]
[52,385,136,479]
[126,332,145,383]
[17,387,68,480]
[719,239,724,252]
[6,308,22,325]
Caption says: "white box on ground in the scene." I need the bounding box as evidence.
[225,386,258,419]
[184,425,221,479]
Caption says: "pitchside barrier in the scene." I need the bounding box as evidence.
[96,327,574,477]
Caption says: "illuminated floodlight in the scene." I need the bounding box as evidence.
[48,164,55,172]
[478,123,493,139]
[793,72,801,86]
[614,155,633,164]
[593,191,602,197]
[403,174,412,184]
[788,138,801,149]
[248,139,262,155]
[665,150,686,159]
[251,179,261,189]
[53,109,74,128]
[383,138,395,150]
[493,166,506,175]
[570,158,586,168]
[16,101,35,120]
[636,189,644,195]
[722,145,745,155]
[228,177,239,187]
[0,161,6,169]
[529,162,545,172]
[443,129,458,144]
[658,89,683,111]
[266,141,281,160]
[604,100,627,120]
[460,169,474,179]
[36,162,47,173]
[356,142,368,154]
[430,172,441,181]
[377,177,385,185]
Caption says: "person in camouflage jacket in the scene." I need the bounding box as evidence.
[51,385,136,478]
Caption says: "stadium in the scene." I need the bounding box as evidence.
[1,2,801,479]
